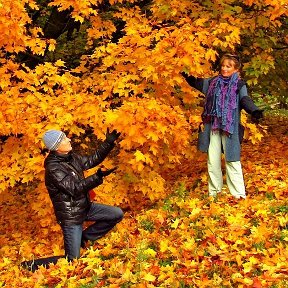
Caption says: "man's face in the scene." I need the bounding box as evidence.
[56,136,72,154]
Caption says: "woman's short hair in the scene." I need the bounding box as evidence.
[220,54,241,69]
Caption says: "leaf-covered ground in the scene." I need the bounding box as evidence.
[0,114,287,288]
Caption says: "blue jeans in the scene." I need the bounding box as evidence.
[61,203,123,261]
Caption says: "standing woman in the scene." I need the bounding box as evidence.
[182,54,263,199]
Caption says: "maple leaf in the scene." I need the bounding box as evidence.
[134,150,146,162]
[121,267,135,281]
[183,238,196,251]
[0,257,11,269]
[143,248,157,258]
[55,59,65,67]
[142,272,156,282]
[170,218,180,229]
[159,239,169,253]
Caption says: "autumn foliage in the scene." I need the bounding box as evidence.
[1,115,288,287]
[0,0,287,287]
[1,0,287,203]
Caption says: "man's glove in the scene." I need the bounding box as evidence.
[96,167,117,178]
[105,128,121,144]
[251,110,264,124]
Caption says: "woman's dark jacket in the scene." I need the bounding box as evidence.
[182,73,261,161]
[44,141,114,225]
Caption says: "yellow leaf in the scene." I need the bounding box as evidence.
[183,238,196,251]
[243,261,253,273]
[182,55,193,67]
[134,150,146,162]
[143,248,157,257]
[279,216,288,227]
[0,257,11,269]
[171,218,180,229]
[55,59,65,67]
[142,272,156,282]
[205,49,217,62]
[105,110,119,124]
[121,268,134,281]
[160,239,169,252]
[147,131,159,141]
[48,41,56,52]
[236,254,242,266]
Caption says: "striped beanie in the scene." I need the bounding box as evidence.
[42,130,65,151]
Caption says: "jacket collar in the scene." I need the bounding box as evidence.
[49,151,73,162]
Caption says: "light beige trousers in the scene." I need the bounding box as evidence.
[207,131,246,199]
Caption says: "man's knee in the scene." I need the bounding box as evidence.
[113,207,124,223]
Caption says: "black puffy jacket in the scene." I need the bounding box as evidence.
[44,141,114,225]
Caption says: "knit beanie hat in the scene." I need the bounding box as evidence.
[42,130,65,151]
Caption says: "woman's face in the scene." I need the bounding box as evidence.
[220,59,239,77]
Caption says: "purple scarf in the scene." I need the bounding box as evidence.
[202,73,239,135]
